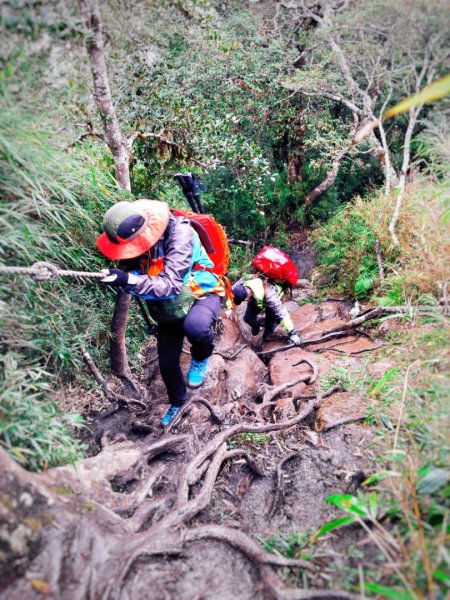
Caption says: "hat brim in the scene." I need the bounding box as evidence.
[96,200,170,260]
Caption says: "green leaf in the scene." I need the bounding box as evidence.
[363,470,400,486]
[312,516,356,541]
[417,466,450,495]
[364,582,414,599]
[368,492,378,518]
[326,494,369,517]
[433,569,450,587]
[384,74,450,119]
[369,369,400,396]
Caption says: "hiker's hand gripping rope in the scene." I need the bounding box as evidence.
[100,268,129,286]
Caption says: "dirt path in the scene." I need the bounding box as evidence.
[1,287,389,599]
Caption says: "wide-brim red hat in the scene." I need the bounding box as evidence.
[96,199,170,260]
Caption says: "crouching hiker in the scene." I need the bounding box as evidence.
[229,276,302,346]
[96,199,226,425]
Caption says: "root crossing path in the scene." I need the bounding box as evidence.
[1,295,386,600]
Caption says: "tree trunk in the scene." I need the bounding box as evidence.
[78,0,131,190]
[388,108,418,246]
[78,0,136,390]
[305,141,353,207]
[287,105,306,184]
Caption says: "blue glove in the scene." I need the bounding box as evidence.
[288,331,303,346]
[100,268,129,287]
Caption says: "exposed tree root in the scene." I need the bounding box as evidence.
[141,433,191,458]
[323,304,445,336]
[214,343,249,360]
[165,396,223,432]
[257,331,351,358]
[183,524,314,571]
[114,464,165,515]
[2,313,372,600]
[325,343,386,356]
[293,386,343,411]
[323,307,384,334]
[262,372,314,405]
[267,452,301,518]
[258,359,318,412]
[82,348,147,410]
[272,588,361,600]
[225,448,266,477]
[319,414,366,432]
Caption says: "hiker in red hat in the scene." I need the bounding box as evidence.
[97,199,226,425]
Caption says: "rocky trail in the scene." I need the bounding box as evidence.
[0,276,394,600]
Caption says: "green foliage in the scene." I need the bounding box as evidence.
[312,515,356,541]
[263,530,312,560]
[227,432,270,451]
[328,322,449,597]
[0,99,142,470]
[312,176,450,302]
[0,354,86,471]
[363,582,414,600]
[122,9,384,242]
[311,199,381,298]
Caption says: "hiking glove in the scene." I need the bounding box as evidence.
[288,331,302,346]
[100,268,129,287]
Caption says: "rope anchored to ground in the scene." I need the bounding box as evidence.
[0,261,104,281]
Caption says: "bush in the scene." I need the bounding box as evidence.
[0,100,140,470]
[311,179,450,302]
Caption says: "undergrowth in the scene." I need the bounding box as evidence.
[300,319,450,599]
[0,100,142,470]
[311,180,450,302]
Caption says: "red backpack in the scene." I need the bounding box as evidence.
[252,246,298,286]
[172,209,230,276]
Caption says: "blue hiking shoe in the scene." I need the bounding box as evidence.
[161,405,181,426]
[187,357,209,388]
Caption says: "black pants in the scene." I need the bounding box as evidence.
[243,298,278,337]
[156,293,221,406]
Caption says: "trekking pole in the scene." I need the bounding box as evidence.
[175,172,207,214]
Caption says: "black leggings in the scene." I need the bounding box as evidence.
[156,293,221,406]
[243,298,279,336]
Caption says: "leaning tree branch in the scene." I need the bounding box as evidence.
[305,140,355,207]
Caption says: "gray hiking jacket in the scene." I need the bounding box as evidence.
[126,216,219,299]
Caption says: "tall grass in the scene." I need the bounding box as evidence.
[311,179,450,303]
[0,100,134,470]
